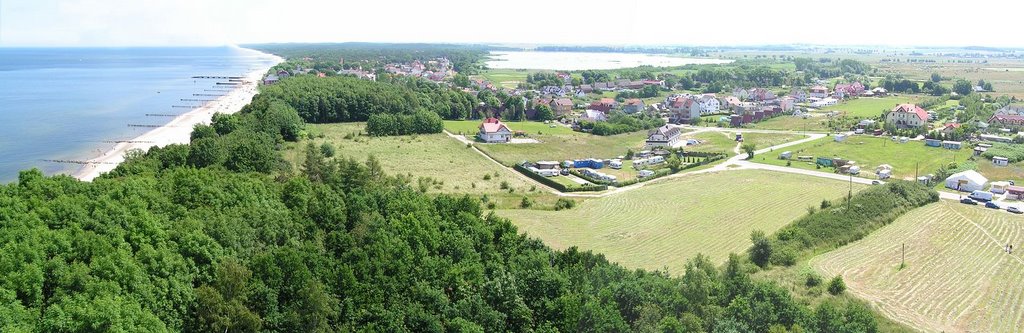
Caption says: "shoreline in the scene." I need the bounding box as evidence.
[71,50,283,181]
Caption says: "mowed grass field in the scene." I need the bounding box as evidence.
[681,130,805,155]
[817,96,922,118]
[810,201,1024,333]
[475,69,532,89]
[750,114,833,132]
[754,136,973,179]
[445,120,650,166]
[283,123,558,208]
[498,170,862,274]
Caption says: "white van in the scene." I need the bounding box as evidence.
[969,190,994,202]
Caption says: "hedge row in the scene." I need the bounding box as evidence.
[513,164,607,192]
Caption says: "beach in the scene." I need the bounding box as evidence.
[71,52,283,181]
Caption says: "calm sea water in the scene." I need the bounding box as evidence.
[0,47,279,183]
[486,51,732,70]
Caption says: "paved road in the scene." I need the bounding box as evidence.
[445,126,1018,208]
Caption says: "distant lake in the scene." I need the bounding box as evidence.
[486,51,732,70]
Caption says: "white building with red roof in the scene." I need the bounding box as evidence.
[885,104,929,129]
[478,118,512,143]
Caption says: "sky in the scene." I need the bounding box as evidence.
[2,0,1023,48]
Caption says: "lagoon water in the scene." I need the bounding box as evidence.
[0,47,279,183]
[486,51,732,70]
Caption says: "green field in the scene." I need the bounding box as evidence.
[445,120,650,166]
[977,160,1024,184]
[476,69,532,89]
[284,123,558,208]
[498,170,862,274]
[811,201,1024,333]
[817,96,922,118]
[749,114,833,132]
[755,136,973,179]
[680,130,804,155]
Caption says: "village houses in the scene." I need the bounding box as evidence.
[885,104,929,129]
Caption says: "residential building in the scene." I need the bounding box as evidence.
[589,98,617,113]
[623,99,645,114]
[988,114,1024,128]
[669,98,701,124]
[747,88,776,102]
[645,125,682,148]
[809,85,829,99]
[885,104,928,129]
[263,74,279,85]
[697,94,721,114]
[994,105,1024,117]
[789,89,809,102]
[722,96,742,110]
[993,156,1010,166]
[552,98,573,116]
[478,118,512,143]
[833,82,865,99]
[732,87,750,100]
[810,97,838,108]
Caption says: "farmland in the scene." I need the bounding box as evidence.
[811,201,1024,333]
[445,120,650,166]
[816,96,922,118]
[754,135,973,179]
[749,114,833,132]
[498,170,863,274]
[283,122,560,208]
[680,131,805,155]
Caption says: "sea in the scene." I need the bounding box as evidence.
[0,46,280,183]
[486,51,733,70]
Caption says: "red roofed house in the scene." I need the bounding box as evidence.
[833,82,864,99]
[589,98,617,113]
[478,118,512,143]
[809,85,829,99]
[669,98,701,124]
[552,98,573,116]
[885,104,929,129]
[988,114,1024,128]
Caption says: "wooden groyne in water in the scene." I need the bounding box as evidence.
[127,124,169,128]
[43,159,116,165]
[171,105,199,109]
[145,114,178,117]
[180,98,217,102]
[192,76,244,79]
[101,140,155,144]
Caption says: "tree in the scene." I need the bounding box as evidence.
[953,79,973,95]
[930,72,942,82]
[667,154,682,172]
[749,230,772,268]
[187,137,226,168]
[827,276,846,295]
[535,104,555,121]
[741,143,757,159]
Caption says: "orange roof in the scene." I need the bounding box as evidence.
[891,104,928,121]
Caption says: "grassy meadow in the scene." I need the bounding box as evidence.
[753,135,973,179]
[817,96,922,118]
[497,169,863,274]
[283,122,561,209]
[811,201,1024,332]
[445,120,650,166]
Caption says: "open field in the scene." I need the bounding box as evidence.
[977,160,1024,185]
[283,123,560,208]
[749,114,833,132]
[445,120,650,166]
[476,69,532,89]
[741,132,807,150]
[681,131,737,154]
[811,201,1024,333]
[754,135,973,179]
[817,96,923,118]
[498,170,862,274]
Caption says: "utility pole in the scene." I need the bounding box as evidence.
[901,243,906,270]
[847,173,853,211]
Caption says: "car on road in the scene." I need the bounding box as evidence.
[960,198,978,205]
[1009,206,1023,214]
[871,180,881,185]
[985,202,1001,209]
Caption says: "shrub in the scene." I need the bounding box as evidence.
[519,196,533,208]
[554,198,576,211]
[319,142,335,157]
[500,181,510,189]
[805,271,823,287]
[828,276,846,295]
[749,230,772,268]
[483,174,492,180]
[820,199,832,209]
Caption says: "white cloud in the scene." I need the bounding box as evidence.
[1,0,1022,47]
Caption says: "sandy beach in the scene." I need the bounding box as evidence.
[71,53,283,181]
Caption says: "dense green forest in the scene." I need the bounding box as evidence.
[246,43,491,74]
[2,66,886,332]
[259,75,478,122]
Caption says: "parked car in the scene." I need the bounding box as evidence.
[559,168,569,176]
[960,198,978,205]
[985,202,1001,209]
[1008,206,1023,214]
[871,180,881,185]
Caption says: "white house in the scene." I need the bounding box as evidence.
[945,170,988,192]
[478,118,512,143]
[698,94,721,115]
[993,156,1009,166]
[581,109,608,122]
[669,98,701,124]
[646,125,682,148]
[885,104,928,129]
[732,87,749,101]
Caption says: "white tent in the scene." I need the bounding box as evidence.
[945,170,988,192]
